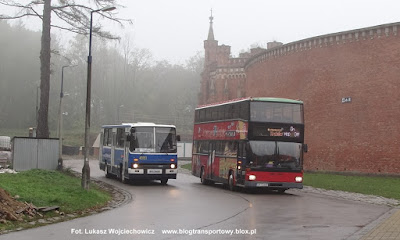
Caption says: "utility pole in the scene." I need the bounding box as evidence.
[82,6,116,190]
[57,65,76,170]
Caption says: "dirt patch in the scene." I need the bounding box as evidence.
[0,188,36,223]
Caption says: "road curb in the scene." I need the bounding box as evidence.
[346,207,398,240]
[91,177,133,210]
[67,170,133,211]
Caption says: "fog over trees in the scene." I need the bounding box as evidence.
[0,20,202,142]
[0,0,131,139]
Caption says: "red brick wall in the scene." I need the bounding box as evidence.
[245,25,400,174]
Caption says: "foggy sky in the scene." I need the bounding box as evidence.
[5,0,400,64]
[117,0,400,63]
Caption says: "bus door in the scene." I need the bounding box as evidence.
[114,128,127,174]
[111,128,116,168]
[207,142,216,179]
[236,142,246,185]
[99,132,104,164]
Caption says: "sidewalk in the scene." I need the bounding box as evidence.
[348,208,400,240]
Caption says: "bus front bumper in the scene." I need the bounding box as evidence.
[127,168,177,179]
[241,181,303,189]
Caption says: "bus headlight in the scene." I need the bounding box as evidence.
[133,163,139,169]
[249,175,256,181]
[170,164,176,169]
[295,176,303,182]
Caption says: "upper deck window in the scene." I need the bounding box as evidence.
[250,102,303,124]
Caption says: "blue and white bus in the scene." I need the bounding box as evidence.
[99,122,180,184]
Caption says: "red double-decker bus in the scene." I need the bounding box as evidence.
[191,97,307,192]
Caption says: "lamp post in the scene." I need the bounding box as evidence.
[117,104,124,123]
[36,86,39,131]
[57,65,76,171]
[82,6,116,190]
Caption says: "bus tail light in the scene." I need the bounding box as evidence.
[295,176,303,182]
[237,160,242,170]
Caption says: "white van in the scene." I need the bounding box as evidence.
[0,136,11,150]
[0,136,11,164]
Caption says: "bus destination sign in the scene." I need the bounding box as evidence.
[249,123,303,141]
[267,126,300,138]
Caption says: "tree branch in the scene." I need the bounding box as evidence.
[1,0,128,40]
[51,3,92,11]
[0,13,41,20]
[0,1,43,19]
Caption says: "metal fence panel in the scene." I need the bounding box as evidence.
[13,138,38,171]
[12,137,58,171]
[177,142,193,159]
[37,139,58,170]
[184,143,192,158]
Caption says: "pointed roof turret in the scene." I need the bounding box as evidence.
[207,9,215,40]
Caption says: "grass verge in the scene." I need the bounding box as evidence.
[180,162,400,200]
[303,172,400,200]
[0,169,111,231]
[181,163,192,171]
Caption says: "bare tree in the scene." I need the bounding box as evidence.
[0,0,130,138]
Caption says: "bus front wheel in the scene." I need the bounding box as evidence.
[120,166,127,184]
[161,179,168,185]
[277,189,287,193]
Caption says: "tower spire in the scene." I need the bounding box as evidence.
[207,9,215,40]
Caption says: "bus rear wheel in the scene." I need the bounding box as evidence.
[200,167,207,185]
[228,173,235,191]
[104,165,111,178]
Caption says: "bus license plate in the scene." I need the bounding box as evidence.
[257,183,269,187]
[147,169,162,174]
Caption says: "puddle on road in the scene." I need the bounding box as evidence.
[303,225,330,228]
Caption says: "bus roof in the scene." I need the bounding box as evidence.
[196,97,303,109]
[101,122,176,129]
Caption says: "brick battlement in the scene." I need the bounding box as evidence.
[245,22,400,69]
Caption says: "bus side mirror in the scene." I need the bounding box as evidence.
[128,134,136,151]
[176,135,181,141]
[303,144,308,153]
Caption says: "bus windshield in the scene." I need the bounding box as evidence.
[130,127,177,153]
[155,127,177,153]
[247,141,302,171]
[250,102,303,124]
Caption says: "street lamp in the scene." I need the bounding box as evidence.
[36,86,39,130]
[117,104,124,123]
[57,65,76,171]
[82,6,116,190]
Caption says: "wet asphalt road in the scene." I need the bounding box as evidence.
[0,159,389,240]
